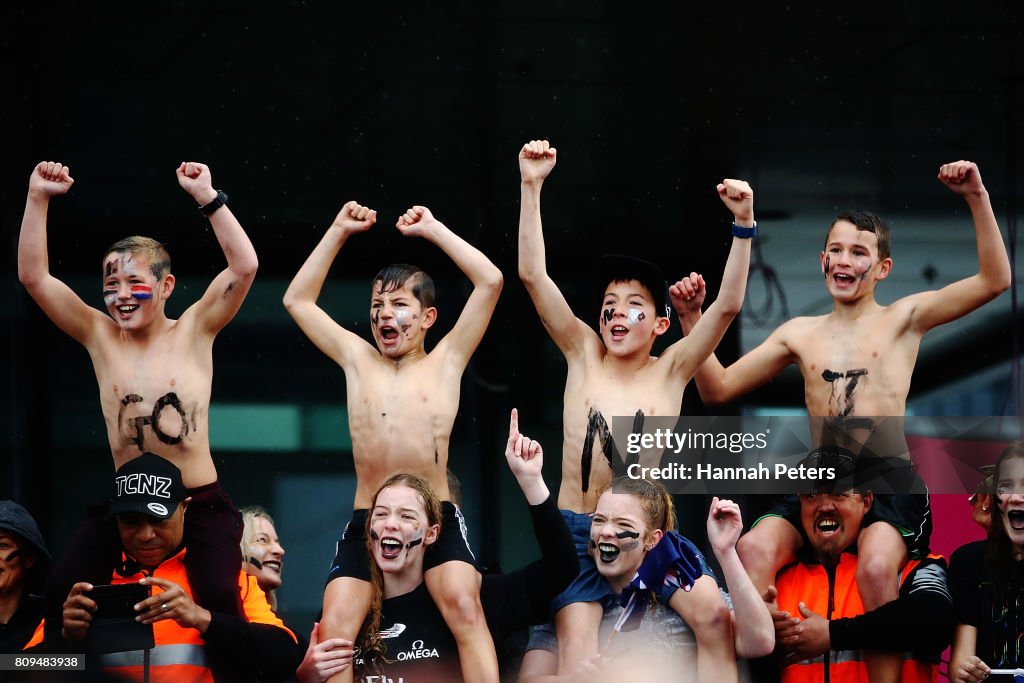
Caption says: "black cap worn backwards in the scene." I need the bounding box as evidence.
[598,254,670,318]
[107,452,188,521]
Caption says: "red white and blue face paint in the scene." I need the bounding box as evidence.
[102,252,161,327]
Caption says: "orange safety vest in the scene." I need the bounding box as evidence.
[25,548,295,682]
[776,553,938,683]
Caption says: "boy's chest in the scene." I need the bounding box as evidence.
[793,319,907,379]
[352,361,457,417]
[574,368,683,423]
[97,343,211,414]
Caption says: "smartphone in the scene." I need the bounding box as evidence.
[86,583,151,620]
[83,583,155,654]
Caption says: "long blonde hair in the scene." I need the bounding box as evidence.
[239,506,279,611]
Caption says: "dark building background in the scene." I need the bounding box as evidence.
[2,0,1021,640]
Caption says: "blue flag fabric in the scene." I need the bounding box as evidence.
[615,532,705,633]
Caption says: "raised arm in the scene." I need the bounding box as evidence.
[906,161,1011,333]
[518,140,592,358]
[396,205,503,368]
[485,410,577,640]
[707,497,775,658]
[665,180,754,380]
[283,201,378,367]
[175,162,259,335]
[18,162,107,345]
[504,408,550,505]
[675,280,796,404]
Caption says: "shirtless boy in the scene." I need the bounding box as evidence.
[18,161,258,634]
[677,160,1011,682]
[283,202,503,683]
[517,139,757,680]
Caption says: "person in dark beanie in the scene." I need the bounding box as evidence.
[0,500,51,653]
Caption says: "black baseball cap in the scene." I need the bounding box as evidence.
[107,452,188,520]
[598,254,670,318]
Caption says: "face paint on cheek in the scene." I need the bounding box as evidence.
[130,285,153,300]
[626,309,646,325]
[856,258,871,281]
[103,291,118,306]
[620,540,641,553]
[395,309,412,336]
[615,531,640,540]
[0,549,22,564]
[602,308,614,326]
[824,255,830,279]
[405,530,425,550]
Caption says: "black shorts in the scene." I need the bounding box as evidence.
[424,501,476,571]
[756,490,932,559]
[326,509,372,583]
[325,502,476,584]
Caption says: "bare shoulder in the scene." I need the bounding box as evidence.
[86,314,130,350]
[773,315,820,342]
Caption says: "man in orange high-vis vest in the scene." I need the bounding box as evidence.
[771,485,955,683]
[25,453,303,682]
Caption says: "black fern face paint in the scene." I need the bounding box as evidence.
[602,308,614,326]
[0,548,22,563]
[619,539,641,553]
[615,530,640,540]
[823,255,830,279]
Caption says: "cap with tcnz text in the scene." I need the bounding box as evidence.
[106,452,187,520]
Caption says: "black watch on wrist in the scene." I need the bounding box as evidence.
[198,190,229,217]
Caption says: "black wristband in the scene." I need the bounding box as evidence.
[198,190,229,217]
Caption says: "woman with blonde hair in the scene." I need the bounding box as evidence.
[240,506,285,611]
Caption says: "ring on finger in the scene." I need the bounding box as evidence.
[161,602,169,612]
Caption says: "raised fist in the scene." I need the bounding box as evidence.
[717,178,754,224]
[519,139,557,184]
[331,201,377,234]
[669,273,706,318]
[938,160,985,197]
[396,205,444,238]
[29,161,75,198]
[175,162,218,204]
